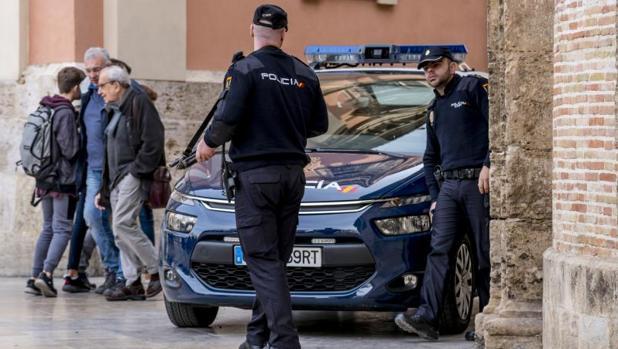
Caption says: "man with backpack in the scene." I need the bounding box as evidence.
[23,67,85,297]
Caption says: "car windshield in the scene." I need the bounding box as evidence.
[308,71,434,156]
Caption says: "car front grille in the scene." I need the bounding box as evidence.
[192,263,375,292]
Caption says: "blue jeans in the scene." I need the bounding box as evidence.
[83,168,123,279]
[32,194,77,277]
[139,204,155,244]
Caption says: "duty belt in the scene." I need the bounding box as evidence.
[442,168,482,180]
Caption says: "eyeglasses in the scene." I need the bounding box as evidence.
[98,80,116,89]
[85,66,104,74]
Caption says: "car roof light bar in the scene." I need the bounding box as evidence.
[304,44,468,69]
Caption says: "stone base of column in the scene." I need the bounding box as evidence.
[479,314,542,349]
[543,248,618,349]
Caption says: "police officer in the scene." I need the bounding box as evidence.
[394,47,490,341]
[195,4,328,349]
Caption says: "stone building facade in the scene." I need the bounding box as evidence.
[476,0,618,348]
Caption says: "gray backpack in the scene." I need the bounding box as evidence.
[18,105,57,179]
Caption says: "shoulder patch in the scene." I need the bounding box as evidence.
[234,55,264,74]
[292,55,318,82]
[292,55,310,68]
[231,51,245,64]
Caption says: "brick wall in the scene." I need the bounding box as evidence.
[553,0,618,259]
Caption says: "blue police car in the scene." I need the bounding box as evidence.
[161,45,478,334]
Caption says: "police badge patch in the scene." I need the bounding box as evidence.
[225,76,232,90]
[429,111,435,127]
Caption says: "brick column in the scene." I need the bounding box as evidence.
[544,1,618,348]
[476,1,554,348]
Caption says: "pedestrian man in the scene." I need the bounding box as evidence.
[94,65,164,301]
[394,47,490,341]
[65,47,125,295]
[195,4,328,348]
[26,66,84,297]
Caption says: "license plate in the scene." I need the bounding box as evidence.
[234,245,322,268]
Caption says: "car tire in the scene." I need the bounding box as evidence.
[164,296,219,327]
[439,233,476,334]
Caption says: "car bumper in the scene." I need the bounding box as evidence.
[160,201,432,311]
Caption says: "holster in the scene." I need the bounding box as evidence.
[433,166,444,189]
[221,143,236,202]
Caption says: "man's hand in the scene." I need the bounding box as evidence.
[94,193,105,211]
[196,139,216,162]
[429,201,437,222]
[478,165,490,194]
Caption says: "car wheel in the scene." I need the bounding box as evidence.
[439,234,475,334]
[164,296,219,327]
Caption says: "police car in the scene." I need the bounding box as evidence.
[161,44,481,334]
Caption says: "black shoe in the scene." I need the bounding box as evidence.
[465,330,476,341]
[34,272,57,298]
[95,271,116,295]
[78,272,96,290]
[25,279,41,296]
[103,279,126,297]
[62,275,91,293]
[394,312,439,340]
[239,341,265,349]
[105,280,146,301]
[145,274,162,298]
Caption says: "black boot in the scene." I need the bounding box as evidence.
[394,311,439,340]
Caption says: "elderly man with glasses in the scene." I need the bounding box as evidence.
[94,65,165,301]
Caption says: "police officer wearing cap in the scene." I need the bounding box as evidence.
[394,47,490,341]
[195,4,328,349]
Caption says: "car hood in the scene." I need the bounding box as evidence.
[175,152,424,201]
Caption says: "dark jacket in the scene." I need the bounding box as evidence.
[99,87,165,200]
[76,80,150,194]
[36,95,81,193]
[423,74,489,201]
[204,46,329,171]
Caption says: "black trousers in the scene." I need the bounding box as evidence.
[67,189,89,271]
[235,165,305,349]
[418,179,490,324]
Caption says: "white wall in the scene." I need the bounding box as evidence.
[0,0,28,81]
[104,0,186,81]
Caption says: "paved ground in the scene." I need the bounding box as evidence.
[0,277,475,349]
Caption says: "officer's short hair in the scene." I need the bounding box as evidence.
[253,24,285,40]
[57,67,86,93]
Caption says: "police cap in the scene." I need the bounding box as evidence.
[417,47,458,70]
[253,4,288,31]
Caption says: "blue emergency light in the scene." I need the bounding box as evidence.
[304,44,468,69]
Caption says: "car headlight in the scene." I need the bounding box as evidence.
[381,195,432,208]
[170,190,195,206]
[166,211,197,233]
[374,215,431,236]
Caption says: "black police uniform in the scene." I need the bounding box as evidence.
[419,73,490,327]
[203,46,328,348]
